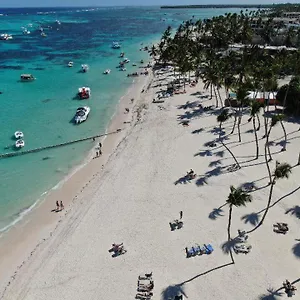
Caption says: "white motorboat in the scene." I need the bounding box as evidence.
[81,64,89,72]
[15,139,25,148]
[78,87,91,99]
[74,106,90,124]
[41,32,47,37]
[14,131,24,139]
[120,67,126,71]
[103,69,111,74]
[22,27,30,35]
[1,33,13,40]
[68,61,74,67]
[123,58,130,63]
[20,74,35,81]
[112,41,121,49]
[119,52,125,58]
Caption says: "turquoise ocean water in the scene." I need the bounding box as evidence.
[0,6,244,232]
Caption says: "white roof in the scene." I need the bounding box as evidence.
[247,91,277,100]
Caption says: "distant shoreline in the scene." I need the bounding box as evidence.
[161,4,273,9]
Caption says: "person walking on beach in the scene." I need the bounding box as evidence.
[56,201,60,211]
[179,211,183,219]
[60,201,64,211]
[99,142,102,156]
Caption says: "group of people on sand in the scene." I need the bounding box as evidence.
[55,200,64,212]
[95,142,102,158]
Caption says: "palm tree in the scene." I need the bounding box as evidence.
[227,186,252,263]
[248,101,263,159]
[217,110,240,168]
[247,162,292,233]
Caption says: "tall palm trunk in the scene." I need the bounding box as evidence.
[217,87,223,108]
[227,204,235,263]
[263,104,268,138]
[280,120,287,151]
[213,85,219,108]
[237,107,242,142]
[256,113,261,131]
[265,126,273,183]
[283,82,290,109]
[253,117,259,159]
[220,126,240,169]
[230,113,237,134]
[210,85,213,99]
[247,178,275,234]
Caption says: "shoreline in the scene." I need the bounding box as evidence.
[0,64,154,296]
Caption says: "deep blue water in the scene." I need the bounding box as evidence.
[0,6,244,233]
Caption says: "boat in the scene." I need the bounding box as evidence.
[140,60,144,64]
[112,42,121,49]
[22,28,30,35]
[68,61,74,67]
[20,74,35,81]
[41,32,47,37]
[132,63,137,66]
[74,106,90,124]
[120,52,125,58]
[56,20,61,25]
[120,67,126,71]
[123,58,130,63]
[15,139,25,148]
[78,87,91,99]
[81,64,89,73]
[0,33,13,40]
[103,69,111,74]
[14,131,24,139]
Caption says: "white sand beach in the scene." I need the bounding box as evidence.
[1,68,300,300]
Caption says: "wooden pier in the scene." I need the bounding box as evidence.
[0,129,122,159]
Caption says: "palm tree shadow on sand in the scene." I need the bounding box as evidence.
[292,242,300,258]
[161,284,187,300]
[259,287,284,300]
[208,203,227,220]
[241,212,260,226]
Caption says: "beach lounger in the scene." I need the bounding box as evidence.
[185,247,195,257]
[204,244,214,254]
[138,272,152,280]
[233,243,252,254]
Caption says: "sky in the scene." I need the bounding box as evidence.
[0,0,299,8]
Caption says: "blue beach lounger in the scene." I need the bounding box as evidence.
[204,244,214,254]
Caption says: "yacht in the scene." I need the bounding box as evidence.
[14,131,24,139]
[78,87,91,99]
[20,74,35,81]
[15,139,25,148]
[74,106,90,124]
[103,69,111,75]
[81,64,89,72]
[68,61,74,67]
[22,27,30,35]
[0,33,13,40]
[112,42,121,49]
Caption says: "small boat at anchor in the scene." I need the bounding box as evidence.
[120,52,125,58]
[74,106,90,124]
[103,69,111,75]
[15,139,25,148]
[123,58,130,63]
[68,61,74,67]
[81,64,89,73]
[20,74,35,81]
[14,131,24,139]
[78,87,91,99]
[112,42,121,49]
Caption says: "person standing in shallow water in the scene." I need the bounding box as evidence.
[60,201,64,211]
[56,201,59,211]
